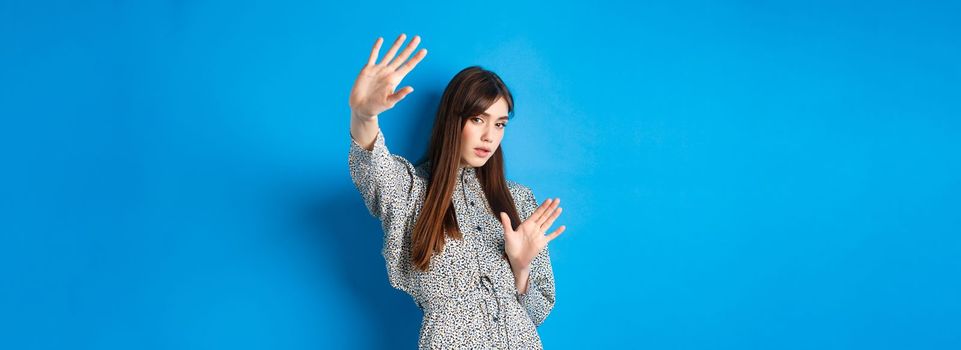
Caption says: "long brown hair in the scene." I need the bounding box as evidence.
[411,66,522,271]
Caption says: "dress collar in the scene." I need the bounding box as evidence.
[458,166,476,179]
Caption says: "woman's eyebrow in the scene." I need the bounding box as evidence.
[480,112,510,120]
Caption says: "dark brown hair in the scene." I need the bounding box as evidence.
[411,66,521,271]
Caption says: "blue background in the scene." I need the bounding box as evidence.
[2,0,959,349]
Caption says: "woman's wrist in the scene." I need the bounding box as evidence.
[512,265,531,294]
[350,109,377,122]
[349,110,380,150]
[510,259,531,280]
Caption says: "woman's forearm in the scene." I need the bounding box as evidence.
[512,264,531,295]
[350,110,380,151]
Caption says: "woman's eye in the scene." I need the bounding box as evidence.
[472,117,483,123]
[496,123,507,129]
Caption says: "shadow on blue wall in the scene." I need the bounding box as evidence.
[291,187,423,348]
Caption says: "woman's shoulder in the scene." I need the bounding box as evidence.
[506,179,535,202]
[506,180,538,219]
[412,161,431,180]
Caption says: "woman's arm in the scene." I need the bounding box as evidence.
[345,35,428,296]
[500,186,564,326]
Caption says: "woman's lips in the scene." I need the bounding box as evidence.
[473,148,491,157]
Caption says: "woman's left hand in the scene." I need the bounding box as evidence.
[499,198,566,270]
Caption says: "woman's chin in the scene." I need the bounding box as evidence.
[464,159,487,168]
[460,153,493,168]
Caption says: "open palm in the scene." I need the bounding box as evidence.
[349,34,427,119]
[499,198,566,270]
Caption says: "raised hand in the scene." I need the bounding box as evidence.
[349,34,428,120]
[499,198,567,271]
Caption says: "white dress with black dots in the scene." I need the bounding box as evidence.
[348,130,556,349]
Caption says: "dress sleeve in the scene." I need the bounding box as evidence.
[347,130,417,222]
[348,130,420,296]
[515,186,557,327]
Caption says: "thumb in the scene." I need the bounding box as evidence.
[387,86,413,104]
[498,212,512,232]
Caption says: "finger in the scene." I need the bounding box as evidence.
[378,33,406,66]
[535,198,561,226]
[387,35,421,70]
[545,225,566,242]
[386,86,414,104]
[367,37,383,66]
[529,198,554,225]
[498,212,513,232]
[539,206,562,232]
[395,48,427,76]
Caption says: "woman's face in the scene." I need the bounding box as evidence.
[460,96,509,168]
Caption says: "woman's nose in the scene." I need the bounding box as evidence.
[482,125,496,142]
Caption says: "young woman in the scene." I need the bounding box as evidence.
[347,33,567,349]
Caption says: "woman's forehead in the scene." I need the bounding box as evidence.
[481,97,510,119]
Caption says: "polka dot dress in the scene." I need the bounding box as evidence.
[348,130,556,349]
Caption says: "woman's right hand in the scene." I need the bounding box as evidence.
[349,34,427,120]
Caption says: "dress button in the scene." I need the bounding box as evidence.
[469,201,475,206]
[476,226,482,232]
